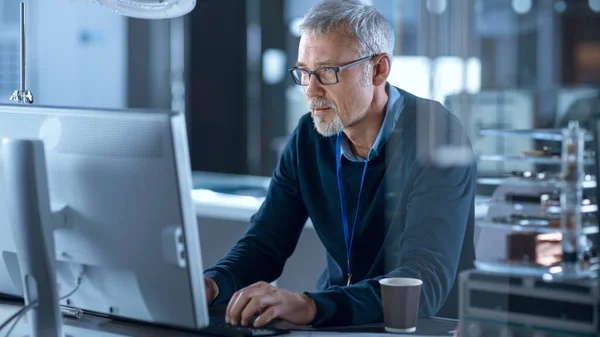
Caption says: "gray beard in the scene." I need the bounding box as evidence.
[312,112,344,137]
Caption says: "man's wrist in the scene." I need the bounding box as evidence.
[299,292,317,325]
[206,277,219,304]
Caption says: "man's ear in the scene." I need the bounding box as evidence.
[372,53,391,86]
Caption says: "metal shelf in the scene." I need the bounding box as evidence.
[478,154,595,165]
[479,128,594,142]
[477,220,599,234]
[475,125,598,279]
[475,260,598,280]
[477,177,596,188]
[544,204,596,214]
[484,201,597,214]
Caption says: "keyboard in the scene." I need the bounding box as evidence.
[200,318,290,337]
[201,322,290,337]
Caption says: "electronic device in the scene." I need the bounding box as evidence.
[0,104,289,337]
[0,104,208,330]
[461,122,600,337]
[459,269,600,337]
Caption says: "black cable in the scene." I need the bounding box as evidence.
[0,301,36,332]
[4,303,35,337]
[59,275,83,301]
[1,271,84,337]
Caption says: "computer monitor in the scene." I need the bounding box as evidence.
[0,104,210,330]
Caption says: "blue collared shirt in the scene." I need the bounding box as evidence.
[340,83,405,162]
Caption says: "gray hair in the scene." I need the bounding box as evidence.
[299,0,394,58]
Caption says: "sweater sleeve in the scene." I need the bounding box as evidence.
[306,159,477,326]
[203,128,308,304]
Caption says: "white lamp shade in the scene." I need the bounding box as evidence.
[97,0,196,19]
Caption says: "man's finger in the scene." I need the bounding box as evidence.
[226,282,271,322]
[239,297,263,327]
[243,293,280,327]
[253,306,280,328]
[228,286,273,325]
[225,291,241,324]
[226,283,274,324]
[228,291,252,325]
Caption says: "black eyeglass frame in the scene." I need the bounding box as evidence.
[289,54,378,86]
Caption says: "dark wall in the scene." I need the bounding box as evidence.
[187,1,248,174]
[187,0,289,176]
[259,0,288,176]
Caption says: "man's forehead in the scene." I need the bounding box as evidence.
[297,32,357,66]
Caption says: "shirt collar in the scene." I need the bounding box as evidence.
[340,83,405,162]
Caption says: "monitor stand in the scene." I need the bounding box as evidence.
[1,138,63,337]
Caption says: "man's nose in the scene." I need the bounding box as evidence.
[304,74,324,98]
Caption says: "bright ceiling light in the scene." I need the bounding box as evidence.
[96,0,196,19]
[590,0,600,12]
[511,0,532,14]
[554,0,567,13]
[426,0,447,14]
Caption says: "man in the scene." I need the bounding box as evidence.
[203,0,476,328]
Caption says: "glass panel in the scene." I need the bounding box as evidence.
[0,1,19,98]
[284,0,600,160]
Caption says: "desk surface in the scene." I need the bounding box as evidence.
[0,300,456,337]
[190,171,489,224]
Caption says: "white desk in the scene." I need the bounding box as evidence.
[0,299,457,337]
[191,171,271,223]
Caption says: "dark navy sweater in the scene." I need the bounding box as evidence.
[204,88,476,326]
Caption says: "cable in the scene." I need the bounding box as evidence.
[0,302,36,332]
[4,303,35,337]
[0,269,85,337]
[59,274,83,301]
[3,318,19,337]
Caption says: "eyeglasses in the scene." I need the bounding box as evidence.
[289,54,377,86]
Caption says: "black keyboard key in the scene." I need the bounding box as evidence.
[200,321,290,337]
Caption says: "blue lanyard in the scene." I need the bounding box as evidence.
[335,133,369,286]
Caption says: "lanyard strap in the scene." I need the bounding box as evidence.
[335,133,369,286]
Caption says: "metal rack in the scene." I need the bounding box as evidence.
[475,121,599,281]
[8,2,33,105]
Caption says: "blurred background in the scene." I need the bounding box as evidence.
[0,0,599,178]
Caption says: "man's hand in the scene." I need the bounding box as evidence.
[205,277,219,305]
[225,281,316,328]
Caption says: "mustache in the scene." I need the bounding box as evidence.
[308,99,336,110]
